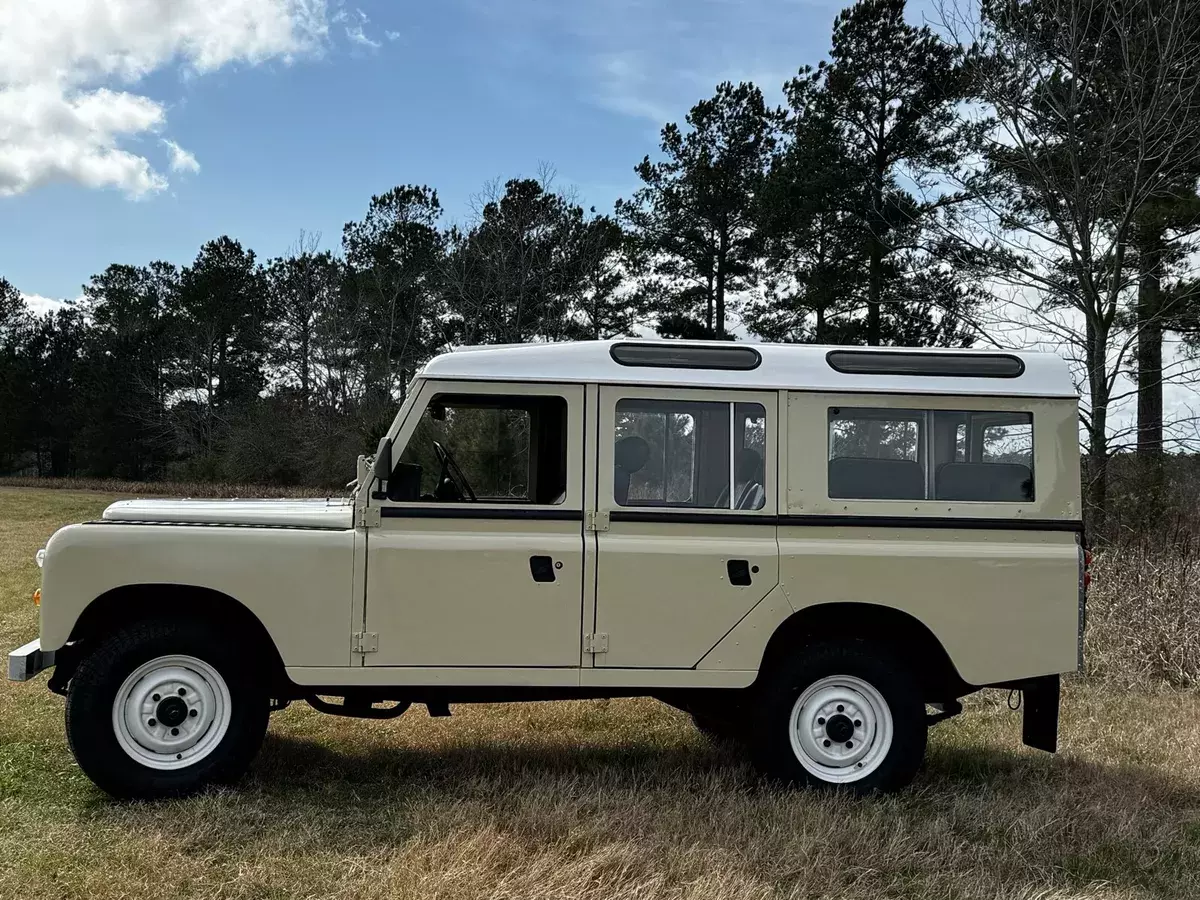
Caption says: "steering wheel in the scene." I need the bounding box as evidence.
[433,440,477,501]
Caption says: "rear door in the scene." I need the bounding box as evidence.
[591,386,780,668]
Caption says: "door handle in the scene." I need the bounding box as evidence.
[529,555,556,583]
[727,559,752,586]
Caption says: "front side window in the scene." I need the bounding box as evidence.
[828,407,1034,503]
[613,399,766,510]
[393,393,568,504]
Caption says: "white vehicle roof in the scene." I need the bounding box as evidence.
[419,340,1077,399]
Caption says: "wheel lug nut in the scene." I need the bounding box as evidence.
[171,728,179,736]
[846,741,854,749]
[178,688,186,696]
[148,719,157,727]
[854,720,862,727]
[152,694,160,702]
[189,709,198,718]
[836,705,844,712]
[823,739,831,747]
[817,717,826,725]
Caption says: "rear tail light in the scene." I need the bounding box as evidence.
[1083,550,1092,591]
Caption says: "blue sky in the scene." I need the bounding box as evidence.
[0,0,950,303]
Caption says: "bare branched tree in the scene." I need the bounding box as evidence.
[939,0,1200,529]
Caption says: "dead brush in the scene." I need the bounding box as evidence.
[1085,516,1200,690]
[0,476,335,499]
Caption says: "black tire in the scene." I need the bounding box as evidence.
[750,640,926,795]
[66,618,269,800]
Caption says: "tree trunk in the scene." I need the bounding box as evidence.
[867,133,886,348]
[1136,243,1165,508]
[705,273,715,337]
[1086,316,1110,538]
[715,229,728,339]
[867,239,883,346]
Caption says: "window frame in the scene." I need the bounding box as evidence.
[599,385,776,517]
[380,379,584,512]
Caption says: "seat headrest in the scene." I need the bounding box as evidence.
[614,435,651,474]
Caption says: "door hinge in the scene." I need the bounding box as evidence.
[352,632,378,653]
[586,510,610,533]
[357,506,381,528]
[584,632,609,654]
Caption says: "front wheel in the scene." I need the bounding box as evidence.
[66,619,269,800]
[751,640,926,794]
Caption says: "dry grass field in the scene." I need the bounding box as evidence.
[2,486,1200,899]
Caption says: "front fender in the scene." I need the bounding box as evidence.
[40,523,356,667]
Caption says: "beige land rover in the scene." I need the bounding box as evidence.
[8,340,1086,798]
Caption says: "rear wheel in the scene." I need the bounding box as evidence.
[751,640,926,794]
[66,619,269,800]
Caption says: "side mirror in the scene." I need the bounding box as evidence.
[371,437,392,484]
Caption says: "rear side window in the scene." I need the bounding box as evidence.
[828,407,1034,503]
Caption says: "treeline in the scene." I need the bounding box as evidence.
[3,0,1200,528]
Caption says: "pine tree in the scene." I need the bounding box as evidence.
[813,0,977,346]
[617,81,778,339]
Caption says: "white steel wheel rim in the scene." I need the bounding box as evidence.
[788,675,893,784]
[112,655,231,771]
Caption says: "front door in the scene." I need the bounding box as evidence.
[364,380,585,668]
[592,386,780,668]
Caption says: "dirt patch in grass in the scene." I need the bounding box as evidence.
[2,488,1198,899]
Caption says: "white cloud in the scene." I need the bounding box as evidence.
[21,293,71,316]
[385,31,401,42]
[336,6,381,49]
[162,139,201,175]
[346,25,381,49]
[0,1,329,197]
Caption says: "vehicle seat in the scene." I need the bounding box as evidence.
[614,436,650,505]
[828,457,924,500]
[716,448,766,509]
[935,462,1033,502]
[735,448,765,509]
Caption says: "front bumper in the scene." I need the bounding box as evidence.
[8,639,54,682]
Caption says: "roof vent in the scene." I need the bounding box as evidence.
[826,350,1025,379]
[610,343,762,371]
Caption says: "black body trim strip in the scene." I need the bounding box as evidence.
[608,510,1083,532]
[380,506,584,522]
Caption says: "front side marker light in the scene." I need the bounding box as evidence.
[32,589,40,607]
[35,549,45,568]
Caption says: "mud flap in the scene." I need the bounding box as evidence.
[1021,674,1059,753]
